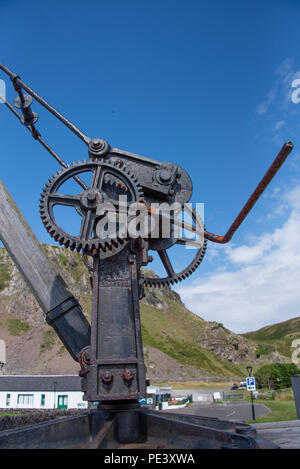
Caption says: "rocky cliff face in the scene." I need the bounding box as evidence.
[142,278,257,365]
[0,245,88,375]
[0,245,288,381]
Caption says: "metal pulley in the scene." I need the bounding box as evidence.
[14,93,39,126]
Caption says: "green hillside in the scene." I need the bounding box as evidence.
[243,317,300,358]
[141,288,247,379]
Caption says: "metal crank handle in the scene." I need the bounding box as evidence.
[204,141,294,244]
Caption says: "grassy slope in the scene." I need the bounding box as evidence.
[246,399,297,424]
[243,317,300,358]
[140,298,245,378]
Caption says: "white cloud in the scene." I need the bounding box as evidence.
[255,59,291,115]
[255,59,300,118]
[273,120,285,131]
[224,235,273,264]
[176,184,300,334]
[256,87,277,115]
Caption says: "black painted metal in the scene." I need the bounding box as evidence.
[0,409,279,449]
[82,246,146,402]
[292,375,300,420]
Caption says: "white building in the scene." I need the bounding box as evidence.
[146,385,172,397]
[0,375,88,410]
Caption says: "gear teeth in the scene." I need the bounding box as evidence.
[113,160,121,167]
[144,226,207,288]
[111,239,119,248]
[40,159,143,256]
[104,241,112,250]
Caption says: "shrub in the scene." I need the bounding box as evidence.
[6,318,31,336]
[255,344,274,358]
[274,388,294,400]
[40,329,57,354]
[0,263,11,291]
[255,363,299,390]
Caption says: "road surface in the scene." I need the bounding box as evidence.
[165,401,270,422]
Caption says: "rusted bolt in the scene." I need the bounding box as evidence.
[91,138,104,150]
[82,349,90,364]
[159,169,172,182]
[101,371,113,384]
[87,192,96,202]
[122,369,134,382]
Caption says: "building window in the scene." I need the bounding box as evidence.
[41,394,45,407]
[57,395,68,409]
[6,394,10,406]
[17,394,34,406]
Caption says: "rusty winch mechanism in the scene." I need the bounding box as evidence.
[0,62,293,449]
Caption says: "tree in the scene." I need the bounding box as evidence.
[255,363,299,390]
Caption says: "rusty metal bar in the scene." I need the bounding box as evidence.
[204,141,294,244]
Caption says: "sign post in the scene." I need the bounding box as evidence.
[246,366,256,421]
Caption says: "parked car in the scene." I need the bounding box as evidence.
[238,382,247,390]
[230,384,239,390]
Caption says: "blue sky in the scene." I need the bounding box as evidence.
[1,0,300,332]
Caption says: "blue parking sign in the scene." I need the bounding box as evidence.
[246,377,256,391]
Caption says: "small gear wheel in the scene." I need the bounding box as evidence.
[39,160,143,254]
[144,206,207,287]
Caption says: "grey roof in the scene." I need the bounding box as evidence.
[0,375,82,392]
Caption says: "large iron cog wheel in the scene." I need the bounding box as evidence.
[39,160,143,254]
[144,207,207,287]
